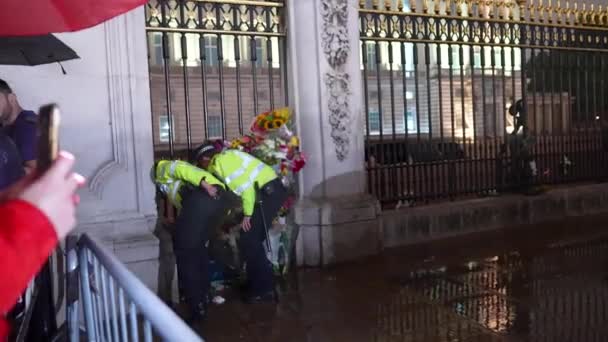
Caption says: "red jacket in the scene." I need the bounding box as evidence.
[0,200,57,340]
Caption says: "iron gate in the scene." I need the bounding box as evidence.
[360,0,608,207]
[145,0,288,160]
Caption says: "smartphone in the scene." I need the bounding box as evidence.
[37,104,61,174]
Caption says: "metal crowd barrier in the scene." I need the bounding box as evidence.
[65,234,202,342]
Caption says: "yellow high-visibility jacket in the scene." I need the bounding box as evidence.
[154,160,225,210]
[208,150,276,216]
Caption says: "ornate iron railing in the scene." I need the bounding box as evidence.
[145,0,287,159]
[360,0,608,207]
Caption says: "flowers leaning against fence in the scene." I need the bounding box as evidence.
[216,107,306,217]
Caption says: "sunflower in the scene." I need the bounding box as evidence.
[272,119,284,129]
[264,120,275,130]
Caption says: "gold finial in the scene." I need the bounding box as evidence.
[434,0,441,14]
[372,0,380,9]
[445,0,451,15]
[555,0,562,23]
[410,0,416,12]
[600,5,608,27]
[537,0,545,23]
[397,0,405,11]
[384,0,392,10]
[359,0,366,9]
[423,0,429,13]
[456,0,463,16]
[498,0,507,19]
[528,0,536,21]
[507,1,515,20]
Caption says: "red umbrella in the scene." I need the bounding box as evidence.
[0,0,148,36]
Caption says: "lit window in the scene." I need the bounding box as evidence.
[255,38,265,67]
[149,33,163,66]
[159,115,175,143]
[203,36,218,67]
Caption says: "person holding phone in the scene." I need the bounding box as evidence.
[151,159,231,324]
[0,79,38,174]
[0,151,84,340]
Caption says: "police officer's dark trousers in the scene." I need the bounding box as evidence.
[173,186,227,316]
[239,178,288,296]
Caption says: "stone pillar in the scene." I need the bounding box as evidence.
[288,0,381,266]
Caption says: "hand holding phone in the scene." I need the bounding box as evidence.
[37,104,61,175]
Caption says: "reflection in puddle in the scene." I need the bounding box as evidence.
[377,238,608,341]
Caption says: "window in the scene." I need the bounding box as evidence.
[473,46,482,69]
[150,33,163,66]
[159,115,174,143]
[405,109,418,134]
[255,38,265,67]
[365,43,377,71]
[203,36,218,67]
[207,116,223,138]
[368,111,380,133]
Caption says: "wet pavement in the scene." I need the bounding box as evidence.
[198,215,608,342]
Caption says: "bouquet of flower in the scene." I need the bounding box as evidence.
[216,107,306,217]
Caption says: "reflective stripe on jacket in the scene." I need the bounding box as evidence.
[209,150,276,216]
[154,160,225,209]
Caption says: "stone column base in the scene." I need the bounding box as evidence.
[294,194,381,267]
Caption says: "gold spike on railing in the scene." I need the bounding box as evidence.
[528,0,536,21]
[487,0,495,18]
[423,0,429,13]
[359,0,366,9]
[498,0,507,19]
[434,0,441,14]
[445,0,451,14]
[397,0,405,11]
[507,1,515,20]
[409,0,416,13]
[384,0,392,10]
[372,0,380,10]
[538,0,545,23]
[555,0,562,23]
[546,0,553,23]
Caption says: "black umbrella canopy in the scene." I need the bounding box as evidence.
[0,34,79,66]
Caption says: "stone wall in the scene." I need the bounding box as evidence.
[382,183,608,249]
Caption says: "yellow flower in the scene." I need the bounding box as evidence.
[264,121,275,130]
[272,119,284,129]
[273,107,290,122]
[288,136,299,147]
[230,140,241,148]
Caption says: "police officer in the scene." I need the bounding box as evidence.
[151,159,229,323]
[194,142,288,302]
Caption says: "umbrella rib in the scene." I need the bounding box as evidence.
[19,49,33,66]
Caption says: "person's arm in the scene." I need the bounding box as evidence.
[241,187,255,217]
[172,161,218,197]
[171,161,209,187]
[0,200,57,315]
